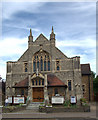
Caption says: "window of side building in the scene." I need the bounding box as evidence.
[68,80,71,91]
[82,84,86,94]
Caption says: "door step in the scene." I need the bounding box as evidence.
[26,102,44,110]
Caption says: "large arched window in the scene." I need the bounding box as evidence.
[32,49,51,72]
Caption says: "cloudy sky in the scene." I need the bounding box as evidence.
[0,1,96,79]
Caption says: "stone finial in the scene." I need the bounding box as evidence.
[30,29,32,36]
[52,26,54,33]
[28,28,33,47]
[50,26,55,42]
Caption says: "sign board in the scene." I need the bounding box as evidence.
[52,96,64,104]
[14,97,24,104]
[70,96,76,103]
[8,97,12,103]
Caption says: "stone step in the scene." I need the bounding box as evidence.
[26,102,44,110]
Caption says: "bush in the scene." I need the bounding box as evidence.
[64,100,71,107]
[80,98,87,103]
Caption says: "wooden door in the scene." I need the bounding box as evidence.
[33,87,44,102]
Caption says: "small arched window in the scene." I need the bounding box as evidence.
[24,63,28,72]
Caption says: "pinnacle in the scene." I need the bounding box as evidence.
[30,28,32,36]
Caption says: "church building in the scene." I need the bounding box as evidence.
[6,27,94,104]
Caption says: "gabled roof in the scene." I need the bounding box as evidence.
[13,74,67,88]
[13,77,29,88]
[81,64,91,75]
[35,33,49,42]
[47,74,67,87]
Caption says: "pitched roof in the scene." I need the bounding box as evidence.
[47,74,67,87]
[13,74,67,88]
[13,77,29,88]
[35,33,49,42]
[81,64,91,75]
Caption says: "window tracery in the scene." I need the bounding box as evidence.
[32,50,50,72]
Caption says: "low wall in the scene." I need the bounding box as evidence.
[2,106,26,113]
[39,106,90,113]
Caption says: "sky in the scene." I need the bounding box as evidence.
[0,1,96,79]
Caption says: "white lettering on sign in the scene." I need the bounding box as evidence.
[52,96,64,104]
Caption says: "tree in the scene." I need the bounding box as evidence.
[93,75,98,98]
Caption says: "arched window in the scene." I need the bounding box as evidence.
[56,60,60,71]
[40,56,43,71]
[24,63,28,72]
[32,50,50,72]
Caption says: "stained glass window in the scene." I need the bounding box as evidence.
[44,61,46,71]
[33,61,36,72]
[41,56,43,71]
[48,61,50,71]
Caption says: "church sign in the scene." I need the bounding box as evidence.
[13,97,24,104]
[70,96,76,104]
[8,97,12,103]
[52,96,64,104]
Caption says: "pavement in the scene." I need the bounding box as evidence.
[0,102,97,120]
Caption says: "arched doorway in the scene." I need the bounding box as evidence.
[31,74,44,102]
